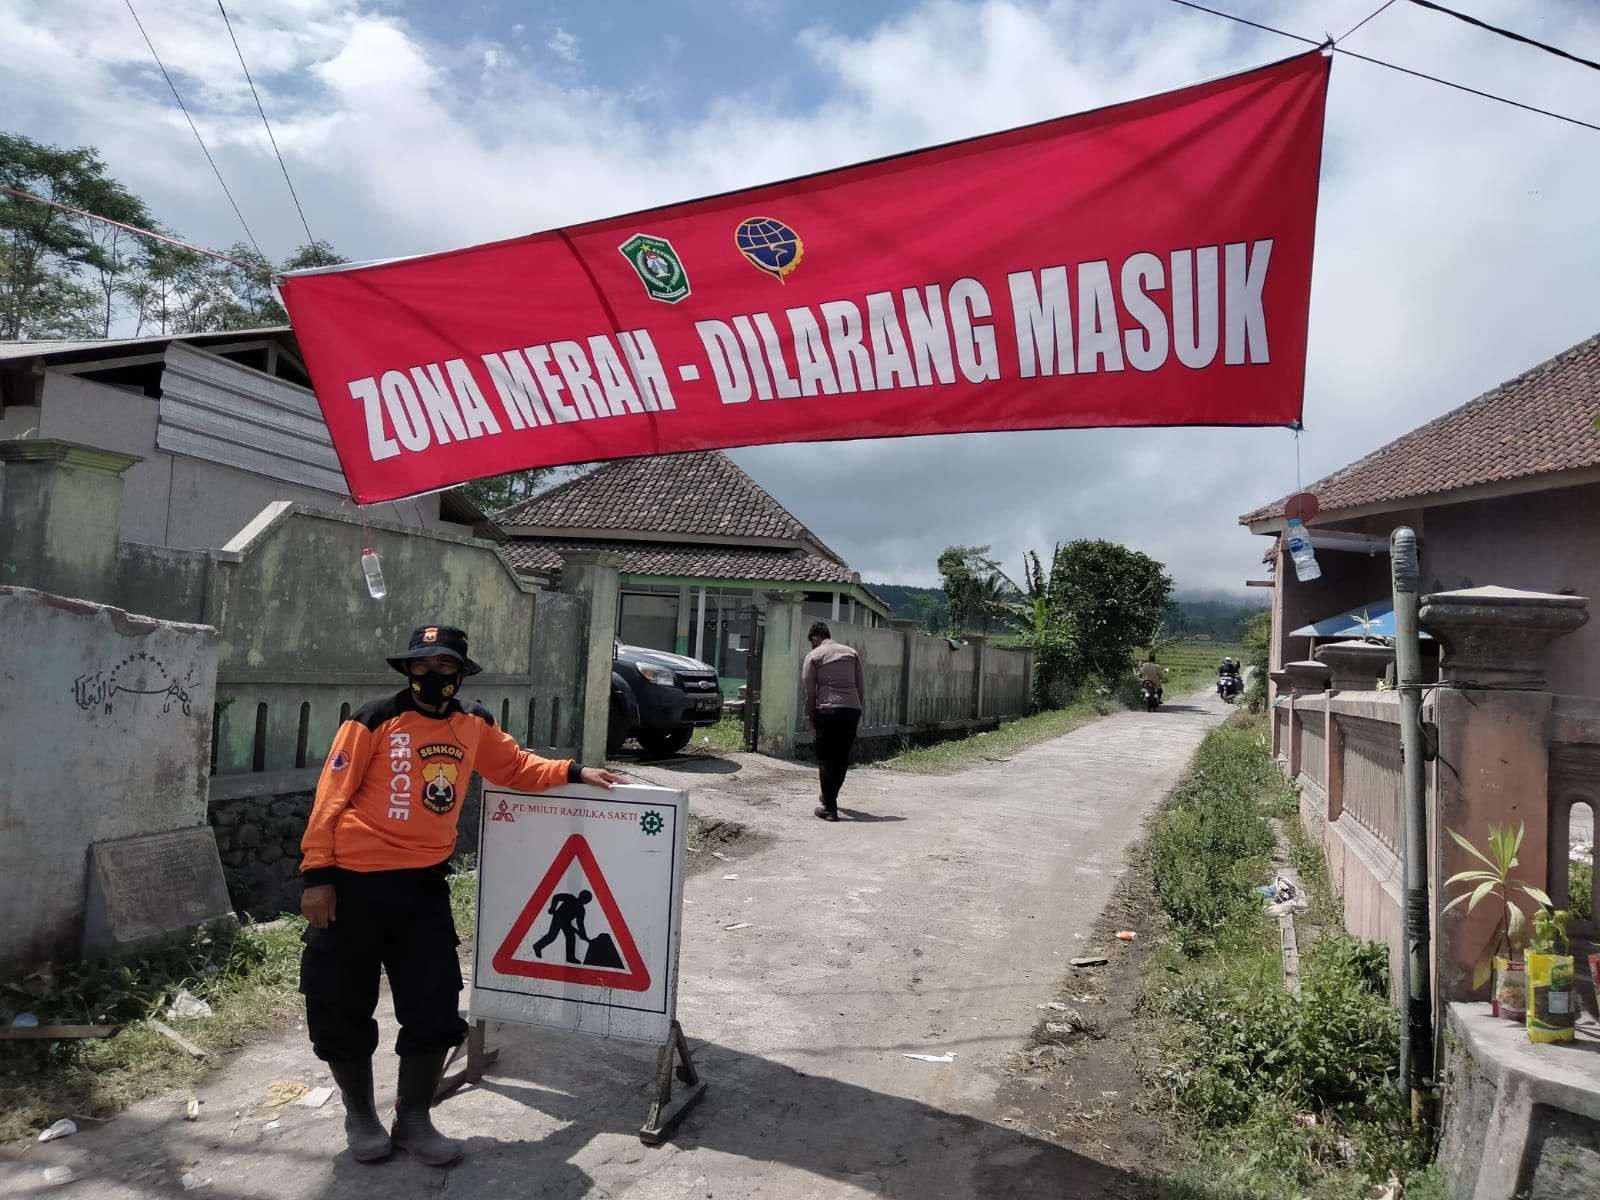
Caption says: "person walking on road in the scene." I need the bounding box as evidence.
[802,621,866,822]
[298,624,624,1167]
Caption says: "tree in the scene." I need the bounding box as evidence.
[937,544,1022,635]
[0,133,150,339]
[1242,609,1272,711]
[1042,540,1173,682]
[1022,543,1085,709]
[2,133,347,340]
[460,468,559,515]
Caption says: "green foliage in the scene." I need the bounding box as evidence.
[1145,719,1434,1196]
[937,544,1021,636]
[1572,859,1593,922]
[1150,722,1279,952]
[0,919,304,1139]
[447,854,478,936]
[864,583,950,634]
[1529,907,1570,955]
[1159,596,1268,642]
[1242,609,1272,712]
[461,467,559,515]
[2,132,344,339]
[1,132,150,338]
[1442,822,1553,986]
[1044,539,1173,682]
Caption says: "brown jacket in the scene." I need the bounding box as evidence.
[803,639,866,714]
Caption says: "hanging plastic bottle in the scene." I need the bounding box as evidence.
[1284,518,1321,582]
[360,548,387,599]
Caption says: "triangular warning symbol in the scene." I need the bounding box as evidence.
[491,833,652,992]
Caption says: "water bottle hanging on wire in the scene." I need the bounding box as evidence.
[361,547,387,599]
[1284,517,1320,582]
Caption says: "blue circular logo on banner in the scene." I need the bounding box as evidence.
[735,216,804,283]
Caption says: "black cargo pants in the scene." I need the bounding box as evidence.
[813,706,862,810]
[298,864,468,1063]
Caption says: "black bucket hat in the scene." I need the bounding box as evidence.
[386,625,483,676]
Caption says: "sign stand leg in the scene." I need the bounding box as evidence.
[436,1018,500,1103]
[638,1021,706,1145]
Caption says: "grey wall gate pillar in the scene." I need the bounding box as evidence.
[561,552,623,767]
[0,439,139,603]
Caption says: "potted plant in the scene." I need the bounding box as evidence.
[1526,907,1577,1043]
[1442,822,1551,1020]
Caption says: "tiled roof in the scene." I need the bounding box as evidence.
[503,537,860,586]
[496,451,845,561]
[1243,332,1600,524]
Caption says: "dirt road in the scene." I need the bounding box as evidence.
[5,695,1229,1199]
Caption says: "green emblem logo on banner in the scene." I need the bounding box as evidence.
[618,234,690,304]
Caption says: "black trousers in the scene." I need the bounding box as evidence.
[299,864,468,1063]
[813,707,862,809]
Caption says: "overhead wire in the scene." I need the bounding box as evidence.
[1406,0,1600,74]
[215,0,319,246]
[121,0,266,261]
[0,184,258,270]
[1151,0,1600,134]
[1340,0,1400,43]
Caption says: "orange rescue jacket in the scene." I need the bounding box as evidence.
[300,690,578,882]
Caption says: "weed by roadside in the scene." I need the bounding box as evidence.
[691,716,746,755]
[448,854,478,935]
[0,920,304,1142]
[1141,715,1435,1198]
[876,692,1120,774]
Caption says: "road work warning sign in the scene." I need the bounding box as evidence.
[470,782,687,1043]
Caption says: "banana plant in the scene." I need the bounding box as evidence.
[1441,822,1553,990]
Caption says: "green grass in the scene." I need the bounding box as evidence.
[691,716,747,755]
[875,692,1121,775]
[0,919,305,1142]
[1153,640,1245,695]
[1142,715,1437,1199]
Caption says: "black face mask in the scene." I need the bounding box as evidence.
[410,669,462,708]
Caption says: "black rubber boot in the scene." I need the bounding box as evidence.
[328,1058,392,1163]
[390,1049,464,1166]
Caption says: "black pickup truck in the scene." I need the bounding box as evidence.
[607,643,723,755]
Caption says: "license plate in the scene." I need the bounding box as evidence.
[697,698,720,711]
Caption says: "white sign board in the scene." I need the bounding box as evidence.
[470,782,687,1043]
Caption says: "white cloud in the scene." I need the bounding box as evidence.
[3,0,1598,592]
[546,26,580,64]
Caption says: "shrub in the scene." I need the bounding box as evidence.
[1161,935,1402,1126]
[1150,724,1277,950]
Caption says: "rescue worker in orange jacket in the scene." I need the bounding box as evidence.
[298,624,623,1166]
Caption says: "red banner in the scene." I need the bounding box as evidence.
[281,52,1330,504]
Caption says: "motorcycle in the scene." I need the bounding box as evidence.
[1217,671,1244,703]
[1141,679,1162,712]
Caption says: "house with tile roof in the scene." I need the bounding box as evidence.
[1240,331,1600,697]
[497,451,890,689]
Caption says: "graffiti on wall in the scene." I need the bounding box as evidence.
[74,651,195,716]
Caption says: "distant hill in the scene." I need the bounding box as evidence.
[868,582,1265,641]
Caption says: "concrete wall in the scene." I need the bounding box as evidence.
[758,601,1034,756]
[207,503,581,774]
[33,368,451,550]
[117,542,210,624]
[0,586,218,970]
[1423,484,1600,699]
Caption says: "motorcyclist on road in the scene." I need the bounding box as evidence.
[1138,654,1165,703]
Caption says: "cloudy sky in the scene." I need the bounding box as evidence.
[3,0,1597,592]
